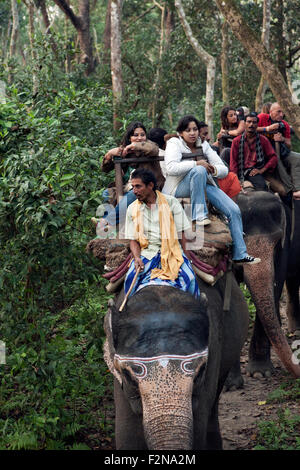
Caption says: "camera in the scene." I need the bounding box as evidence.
[277,121,286,134]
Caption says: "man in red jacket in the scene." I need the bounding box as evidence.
[230,112,278,191]
[258,102,300,200]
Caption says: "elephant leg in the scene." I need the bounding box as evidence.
[286,276,300,334]
[206,399,222,450]
[224,359,244,390]
[114,378,147,450]
[247,315,273,377]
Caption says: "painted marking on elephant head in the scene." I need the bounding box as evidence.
[114,349,208,379]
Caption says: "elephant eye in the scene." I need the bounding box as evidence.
[130,363,146,377]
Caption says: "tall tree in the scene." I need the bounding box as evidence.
[53,0,95,75]
[8,0,20,83]
[255,0,271,112]
[221,19,229,105]
[35,0,58,56]
[110,0,123,131]
[102,0,111,64]
[22,0,39,95]
[151,1,165,126]
[214,0,300,139]
[9,0,19,58]
[175,0,216,138]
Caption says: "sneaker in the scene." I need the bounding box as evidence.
[234,255,261,265]
[196,218,211,227]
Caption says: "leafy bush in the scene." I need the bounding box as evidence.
[254,408,300,450]
[0,283,114,450]
[254,379,300,450]
[0,77,116,449]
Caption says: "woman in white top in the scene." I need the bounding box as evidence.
[163,115,260,264]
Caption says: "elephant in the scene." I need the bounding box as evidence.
[103,275,250,450]
[233,190,300,379]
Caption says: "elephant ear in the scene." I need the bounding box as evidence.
[103,299,122,386]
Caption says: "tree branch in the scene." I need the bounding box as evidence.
[53,0,82,29]
[124,5,155,30]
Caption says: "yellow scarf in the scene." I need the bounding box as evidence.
[131,191,184,281]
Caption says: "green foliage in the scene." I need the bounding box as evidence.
[241,283,256,324]
[254,407,300,450]
[254,379,300,450]
[265,378,300,403]
[0,283,114,450]
[0,70,116,450]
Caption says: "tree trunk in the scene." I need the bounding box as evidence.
[111,0,123,132]
[221,20,229,105]
[274,0,287,83]
[9,0,19,58]
[255,0,271,112]
[175,0,216,139]
[164,5,175,46]
[151,1,165,126]
[53,0,95,75]
[22,0,39,95]
[214,0,300,140]
[103,0,111,64]
[8,0,19,84]
[36,0,58,56]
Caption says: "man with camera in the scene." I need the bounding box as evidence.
[258,102,300,200]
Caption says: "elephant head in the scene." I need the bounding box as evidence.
[104,286,209,450]
[237,191,300,377]
[103,276,249,450]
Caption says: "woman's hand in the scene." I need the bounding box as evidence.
[196,160,215,174]
[103,146,123,162]
[122,142,136,156]
[217,129,227,140]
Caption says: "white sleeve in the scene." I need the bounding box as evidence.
[165,138,197,176]
[202,141,228,179]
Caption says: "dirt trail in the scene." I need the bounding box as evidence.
[219,340,288,450]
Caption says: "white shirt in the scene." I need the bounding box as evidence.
[162,136,228,196]
[125,193,191,260]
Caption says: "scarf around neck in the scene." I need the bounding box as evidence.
[238,131,265,182]
[131,191,184,281]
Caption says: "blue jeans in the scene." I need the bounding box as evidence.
[104,189,137,226]
[175,166,248,260]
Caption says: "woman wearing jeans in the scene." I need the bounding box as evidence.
[162,115,260,265]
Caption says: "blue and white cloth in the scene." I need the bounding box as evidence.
[124,251,200,298]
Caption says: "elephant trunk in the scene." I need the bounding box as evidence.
[244,234,300,377]
[143,404,193,450]
[138,364,194,450]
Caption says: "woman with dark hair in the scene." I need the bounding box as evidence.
[163,114,260,264]
[97,121,164,236]
[214,106,246,164]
